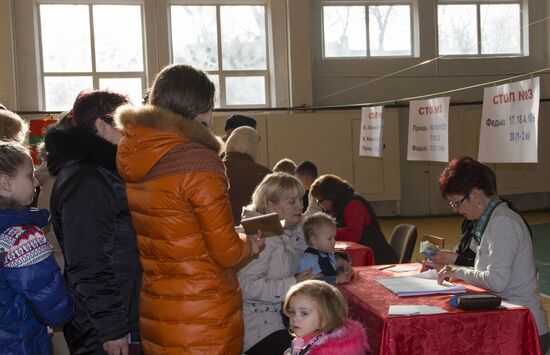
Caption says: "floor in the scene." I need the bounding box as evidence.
[379,209,550,351]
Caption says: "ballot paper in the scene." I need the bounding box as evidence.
[377,276,466,297]
[414,269,438,279]
[388,305,448,316]
[383,265,419,273]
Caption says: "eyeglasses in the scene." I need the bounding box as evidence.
[449,192,470,209]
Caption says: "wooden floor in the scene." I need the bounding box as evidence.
[379,209,550,348]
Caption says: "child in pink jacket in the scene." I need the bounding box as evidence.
[283,280,368,355]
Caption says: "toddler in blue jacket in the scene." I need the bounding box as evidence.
[298,212,353,285]
[0,141,74,354]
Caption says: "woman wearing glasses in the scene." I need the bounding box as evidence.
[310,174,398,265]
[436,156,548,354]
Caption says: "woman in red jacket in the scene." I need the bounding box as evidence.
[310,174,397,265]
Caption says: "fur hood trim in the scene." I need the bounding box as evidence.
[307,319,368,355]
[114,105,221,153]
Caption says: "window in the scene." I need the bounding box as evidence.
[38,4,145,110]
[170,5,269,107]
[437,1,522,56]
[322,3,412,58]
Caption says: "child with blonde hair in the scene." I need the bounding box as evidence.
[299,212,353,284]
[0,141,74,354]
[283,280,368,355]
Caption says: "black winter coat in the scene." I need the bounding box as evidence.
[45,125,141,354]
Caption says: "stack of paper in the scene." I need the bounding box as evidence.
[377,276,466,297]
[388,305,447,315]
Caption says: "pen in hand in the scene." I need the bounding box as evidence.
[378,264,396,270]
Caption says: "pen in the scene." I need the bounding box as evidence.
[378,264,396,270]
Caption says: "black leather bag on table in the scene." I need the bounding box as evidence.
[450,293,502,310]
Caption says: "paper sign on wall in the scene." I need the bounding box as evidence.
[359,106,384,157]
[478,77,539,163]
[407,97,450,162]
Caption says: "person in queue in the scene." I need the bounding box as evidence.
[223,114,257,141]
[295,160,319,213]
[436,156,549,354]
[237,172,318,355]
[0,141,74,354]
[115,64,262,354]
[273,158,297,175]
[223,126,271,225]
[45,90,142,354]
[0,108,28,144]
[310,174,398,265]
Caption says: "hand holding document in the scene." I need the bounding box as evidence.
[240,213,284,238]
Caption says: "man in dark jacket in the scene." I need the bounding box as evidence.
[45,90,141,354]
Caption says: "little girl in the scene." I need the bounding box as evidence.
[0,141,74,354]
[283,280,368,355]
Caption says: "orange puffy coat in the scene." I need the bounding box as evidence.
[115,105,252,354]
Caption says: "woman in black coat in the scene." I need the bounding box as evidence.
[45,90,141,354]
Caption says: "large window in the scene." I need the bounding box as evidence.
[437,1,522,56]
[322,3,413,58]
[170,5,269,107]
[38,4,145,110]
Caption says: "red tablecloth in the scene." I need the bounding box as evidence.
[339,264,541,355]
[335,241,374,266]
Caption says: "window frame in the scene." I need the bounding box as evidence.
[168,1,271,108]
[436,0,525,57]
[320,0,416,60]
[36,1,148,109]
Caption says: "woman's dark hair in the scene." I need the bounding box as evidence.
[149,64,215,120]
[310,174,354,207]
[439,156,495,198]
[72,90,129,132]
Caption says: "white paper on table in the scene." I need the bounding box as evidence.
[414,269,438,279]
[500,301,523,309]
[385,265,418,273]
[388,305,447,316]
[377,276,466,297]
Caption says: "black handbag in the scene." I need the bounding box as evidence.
[450,293,502,310]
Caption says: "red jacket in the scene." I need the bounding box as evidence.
[115,105,251,354]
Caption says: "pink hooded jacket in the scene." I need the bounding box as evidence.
[290,319,369,355]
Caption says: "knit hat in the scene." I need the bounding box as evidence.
[225,126,260,160]
[224,114,257,131]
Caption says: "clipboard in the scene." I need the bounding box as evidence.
[240,212,284,238]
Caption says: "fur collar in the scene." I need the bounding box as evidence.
[44,124,118,176]
[114,105,222,153]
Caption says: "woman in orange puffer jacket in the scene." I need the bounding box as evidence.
[115,64,260,354]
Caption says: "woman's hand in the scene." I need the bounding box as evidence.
[295,268,321,283]
[437,265,456,285]
[431,250,459,265]
[103,335,129,355]
[246,230,265,255]
[420,260,445,272]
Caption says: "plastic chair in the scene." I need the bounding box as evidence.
[389,224,418,264]
[422,234,446,249]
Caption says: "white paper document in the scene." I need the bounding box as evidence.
[377,276,466,297]
[384,265,418,273]
[414,269,438,279]
[388,305,448,316]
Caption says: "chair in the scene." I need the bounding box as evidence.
[389,224,418,264]
[422,234,446,249]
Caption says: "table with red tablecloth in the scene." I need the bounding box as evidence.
[335,241,374,266]
[339,264,541,355]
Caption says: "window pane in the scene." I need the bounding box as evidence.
[221,6,266,70]
[323,6,366,58]
[93,5,144,72]
[171,6,218,70]
[369,5,411,56]
[480,4,521,54]
[438,5,477,55]
[40,5,91,72]
[208,74,221,108]
[44,76,93,111]
[99,78,143,106]
[226,76,265,105]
